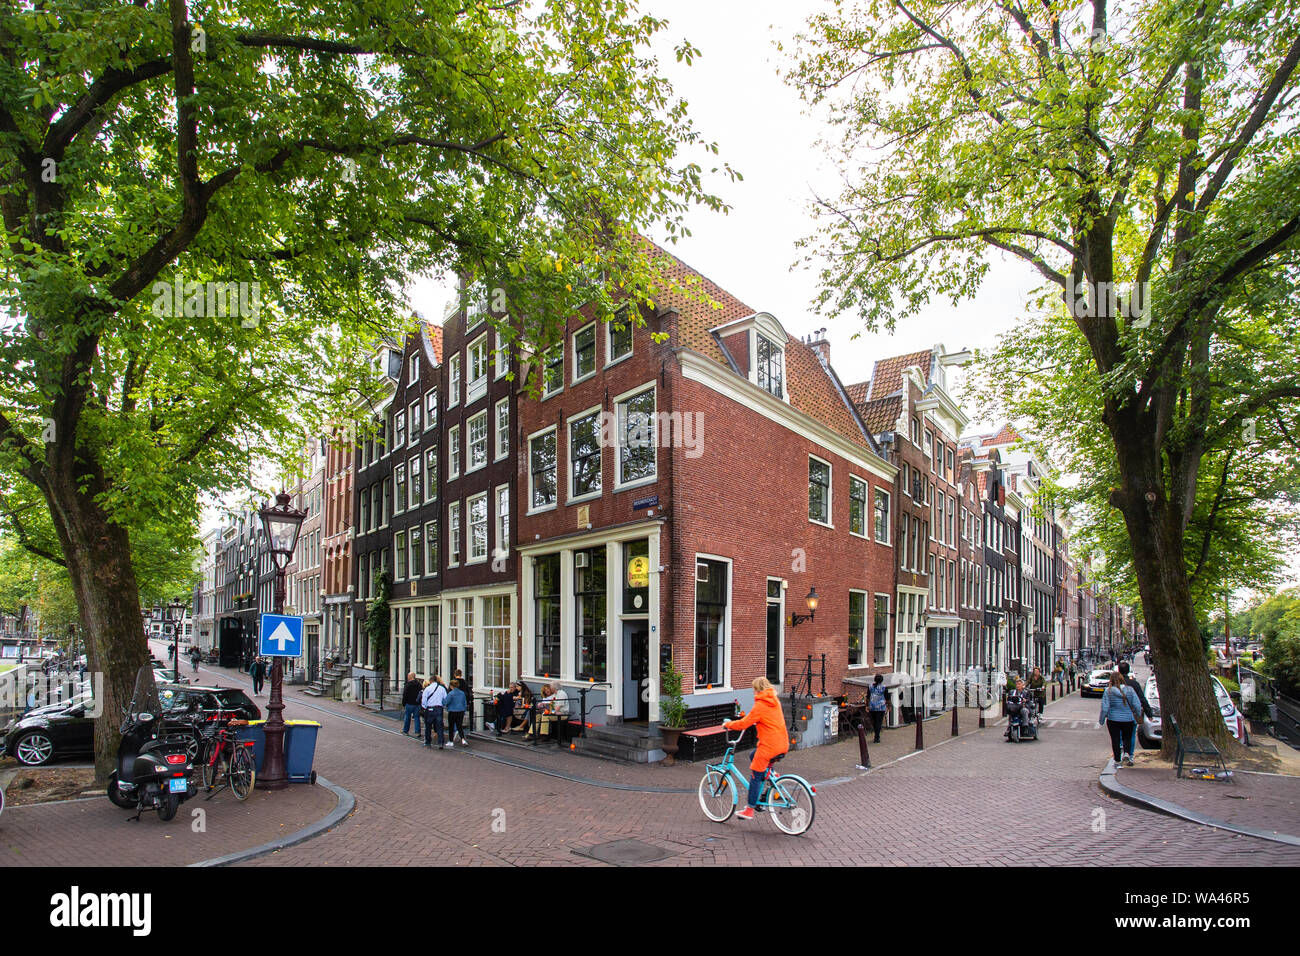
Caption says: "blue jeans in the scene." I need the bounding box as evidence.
[747,766,769,809]
[424,707,444,746]
[402,703,422,734]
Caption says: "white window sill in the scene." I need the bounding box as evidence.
[614,476,657,493]
[527,503,558,516]
[567,490,602,506]
[809,518,834,529]
[604,352,632,370]
[572,370,596,387]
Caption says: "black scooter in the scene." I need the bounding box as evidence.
[106,666,197,821]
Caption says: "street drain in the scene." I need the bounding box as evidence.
[573,838,677,865]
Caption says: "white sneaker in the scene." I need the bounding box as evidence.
[1123,755,1134,766]
[444,742,455,749]
[459,736,469,746]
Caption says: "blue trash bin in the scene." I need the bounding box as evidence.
[237,720,267,771]
[283,720,321,784]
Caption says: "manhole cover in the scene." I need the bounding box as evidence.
[574,838,676,866]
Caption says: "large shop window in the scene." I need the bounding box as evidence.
[535,554,561,676]
[848,591,866,666]
[694,558,728,688]
[575,547,607,681]
[570,412,602,498]
[483,596,512,689]
[617,387,656,485]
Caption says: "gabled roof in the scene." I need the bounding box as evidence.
[865,350,932,401]
[424,322,444,365]
[859,395,901,435]
[981,423,1023,447]
[845,381,870,405]
[647,242,757,367]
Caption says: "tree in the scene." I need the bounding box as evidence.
[789,0,1300,751]
[0,0,733,779]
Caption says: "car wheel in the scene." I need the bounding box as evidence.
[14,731,55,766]
[1138,731,1159,750]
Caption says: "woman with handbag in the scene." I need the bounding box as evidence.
[1097,671,1143,766]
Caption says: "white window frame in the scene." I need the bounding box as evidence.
[467,491,488,565]
[408,453,422,511]
[494,397,510,461]
[449,354,461,408]
[408,352,419,385]
[606,312,633,367]
[448,425,461,481]
[494,331,509,380]
[394,529,407,581]
[753,332,785,400]
[872,592,892,666]
[567,405,604,503]
[874,488,892,545]
[466,332,489,405]
[572,321,597,384]
[808,454,832,528]
[424,519,439,578]
[466,410,488,475]
[542,345,564,398]
[408,400,421,445]
[494,483,509,562]
[393,462,407,516]
[692,552,734,690]
[848,475,869,539]
[424,447,438,504]
[527,425,559,514]
[424,388,438,430]
[848,588,869,669]
[613,381,657,491]
[447,501,461,568]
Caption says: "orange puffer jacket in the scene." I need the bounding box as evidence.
[727,688,790,772]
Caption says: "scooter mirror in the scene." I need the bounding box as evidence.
[138,712,154,722]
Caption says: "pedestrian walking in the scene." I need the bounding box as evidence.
[401,671,423,736]
[1097,672,1143,765]
[251,657,267,696]
[1116,661,1153,721]
[867,673,888,743]
[422,675,448,748]
[452,668,473,734]
[446,678,468,747]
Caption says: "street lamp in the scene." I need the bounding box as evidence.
[258,491,307,791]
[789,587,819,627]
[166,599,185,675]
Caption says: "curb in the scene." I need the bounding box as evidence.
[1098,760,1300,847]
[190,775,356,867]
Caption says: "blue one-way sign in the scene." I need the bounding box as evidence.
[259,613,303,657]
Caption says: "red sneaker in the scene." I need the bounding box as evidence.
[736,806,755,821]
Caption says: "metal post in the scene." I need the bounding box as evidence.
[914,683,924,750]
[259,566,289,790]
[854,718,871,769]
[951,698,959,736]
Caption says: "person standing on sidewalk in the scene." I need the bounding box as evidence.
[422,675,448,749]
[1097,672,1143,765]
[401,672,423,736]
[867,673,888,743]
[446,678,468,748]
[452,668,473,735]
[251,657,266,696]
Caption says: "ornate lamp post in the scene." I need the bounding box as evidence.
[167,599,185,675]
[258,491,307,790]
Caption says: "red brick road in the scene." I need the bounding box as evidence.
[170,653,1300,868]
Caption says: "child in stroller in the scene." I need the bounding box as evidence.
[1005,678,1040,742]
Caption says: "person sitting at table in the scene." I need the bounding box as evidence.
[508,683,535,732]
[493,683,516,737]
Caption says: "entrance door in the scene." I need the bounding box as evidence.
[308,631,319,684]
[765,580,783,684]
[622,622,649,721]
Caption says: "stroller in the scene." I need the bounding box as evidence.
[1005,692,1040,743]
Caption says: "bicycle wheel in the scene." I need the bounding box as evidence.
[229,745,256,801]
[199,741,220,790]
[768,775,815,835]
[697,769,737,822]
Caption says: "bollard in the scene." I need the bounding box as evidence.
[915,708,924,750]
[855,720,871,769]
[951,702,959,736]
[1052,684,1057,702]
[979,700,986,729]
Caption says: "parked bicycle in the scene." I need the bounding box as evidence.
[198,719,256,800]
[697,731,816,834]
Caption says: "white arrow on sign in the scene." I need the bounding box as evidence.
[268,621,296,653]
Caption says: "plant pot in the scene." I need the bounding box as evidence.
[660,726,683,764]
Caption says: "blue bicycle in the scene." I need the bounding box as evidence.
[697,731,816,834]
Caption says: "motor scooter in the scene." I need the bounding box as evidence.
[106,665,198,821]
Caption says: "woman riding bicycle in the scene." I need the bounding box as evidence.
[722,677,789,821]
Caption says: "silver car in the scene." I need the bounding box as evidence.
[1139,675,1246,749]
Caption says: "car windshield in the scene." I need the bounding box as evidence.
[1090,670,1110,680]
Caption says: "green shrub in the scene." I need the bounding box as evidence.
[659,662,687,728]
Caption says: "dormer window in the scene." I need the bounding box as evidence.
[756,334,784,399]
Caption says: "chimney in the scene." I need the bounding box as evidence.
[809,327,830,367]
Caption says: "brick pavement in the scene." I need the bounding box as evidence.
[153,649,1300,866]
[0,781,338,867]
[1114,766,1300,837]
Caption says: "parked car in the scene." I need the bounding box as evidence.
[1,696,96,765]
[1139,675,1247,749]
[157,683,260,722]
[1080,669,1112,698]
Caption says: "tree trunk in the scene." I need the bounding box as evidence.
[45,462,150,785]
[1113,446,1233,758]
